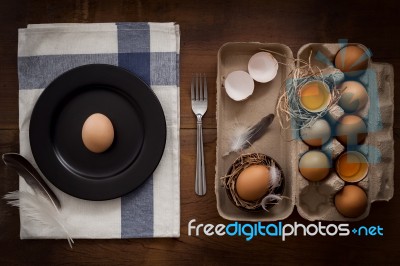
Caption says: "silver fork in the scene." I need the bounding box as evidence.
[191,73,208,196]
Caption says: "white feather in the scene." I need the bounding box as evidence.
[260,194,283,211]
[269,164,282,191]
[231,125,249,152]
[260,163,283,211]
[224,114,275,156]
[224,124,263,156]
[4,191,73,248]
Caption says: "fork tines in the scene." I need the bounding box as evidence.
[191,73,207,101]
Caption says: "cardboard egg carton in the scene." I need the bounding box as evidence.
[215,42,394,221]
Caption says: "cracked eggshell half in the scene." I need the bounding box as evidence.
[224,70,255,101]
[248,52,279,83]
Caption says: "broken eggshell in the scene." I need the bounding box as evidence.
[248,52,279,83]
[224,70,255,101]
[336,151,369,183]
[299,80,331,113]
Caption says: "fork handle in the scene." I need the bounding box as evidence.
[195,115,206,196]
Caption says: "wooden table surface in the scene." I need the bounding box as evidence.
[1,0,399,265]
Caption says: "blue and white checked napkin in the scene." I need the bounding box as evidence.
[17,23,180,238]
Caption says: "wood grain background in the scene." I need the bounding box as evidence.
[0,0,399,265]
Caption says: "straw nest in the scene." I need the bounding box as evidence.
[221,153,284,212]
[260,49,345,131]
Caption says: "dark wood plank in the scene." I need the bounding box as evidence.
[0,0,399,265]
[2,0,400,130]
[1,128,400,265]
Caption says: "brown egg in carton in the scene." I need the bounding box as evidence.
[215,42,394,222]
[295,43,394,221]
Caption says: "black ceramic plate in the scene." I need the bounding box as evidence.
[29,64,166,200]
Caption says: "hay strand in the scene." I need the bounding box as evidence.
[260,48,345,131]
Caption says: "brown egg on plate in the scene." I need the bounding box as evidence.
[334,45,369,74]
[82,113,114,153]
[299,150,331,182]
[335,185,368,218]
[336,115,367,146]
[337,81,369,113]
[236,165,270,201]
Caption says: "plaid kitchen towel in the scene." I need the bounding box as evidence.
[17,23,180,238]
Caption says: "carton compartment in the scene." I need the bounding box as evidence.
[295,43,394,221]
[215,42,295,222]
[298,173,344,218]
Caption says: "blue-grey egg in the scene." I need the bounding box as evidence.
[299,151,331,182]
[300,119,331,146]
